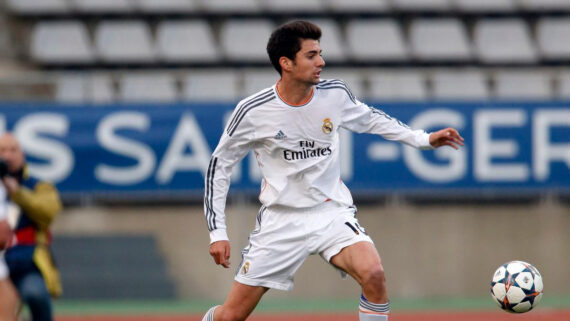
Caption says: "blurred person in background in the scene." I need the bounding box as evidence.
[0,133,62,321]
[0,180,18,321]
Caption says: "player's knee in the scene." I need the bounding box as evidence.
[218,309,248,321]
[363,265,386,289]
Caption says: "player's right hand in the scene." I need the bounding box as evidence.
[209,240,231,268]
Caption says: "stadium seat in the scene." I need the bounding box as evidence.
[88,73,115,103]
[260,0,324,12]
[453,0,517,12]
[6,0,69,14]
[346,20,409,62]
[95,21,155,63]
[474,19,538,64]
[326,0,390,12]
[431,70,489,100]
[71,0,133,13]
[536,18,570,61]
[493,70,552,100]
[367,71,427,101]
[156,21,220,63]
[556,71,570,99]
[118,73,179,103]
[409,19,472,62]
[520,0,570,11]
[391,0,452,11]
[183,70,240,102]
[31,22,94,64]
[320,69,365,99]
[56,73,87,103]
[220,20,274,62]
[307,19,347,63]
[243,69,279,96]
[56,73,116,104]
[199,0,260,12]
[135,0,199,13]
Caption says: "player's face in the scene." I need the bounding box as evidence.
[291,39,325,85]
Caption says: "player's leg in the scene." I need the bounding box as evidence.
[330,241,390,320]
[202,281,268,321]
[15,271,53,321]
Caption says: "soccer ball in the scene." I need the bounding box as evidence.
[490,260,543,313]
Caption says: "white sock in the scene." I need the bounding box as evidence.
[201,305,219,321]
[359,294,390,321]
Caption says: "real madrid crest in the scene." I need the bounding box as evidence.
[241,261,250,275]
[322,118,333,134]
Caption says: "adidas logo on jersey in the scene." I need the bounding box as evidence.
[274,130,287,140]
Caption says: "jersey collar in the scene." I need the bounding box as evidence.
[275,80,315,107]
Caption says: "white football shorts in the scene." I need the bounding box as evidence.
[234,200,373,291]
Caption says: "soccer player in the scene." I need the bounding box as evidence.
[201,20,463,321]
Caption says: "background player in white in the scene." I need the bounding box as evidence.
[0,179,18,321]
[201,21,463,321]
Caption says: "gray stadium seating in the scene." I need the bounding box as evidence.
[474,19,538,64]
[95,21,155,63]
[199,0,261,12]
[493,70,553,100]
[182,70,240,102]
[307,19,347,63]
[346,20,409,62]
[431,70,490,100]
[321,69,365,99]
[135,0,199,13]
[557,71,570,99]
[391,0,452,11]
[56,73,87,103]
[536,18,570,60]
[326,0,390,12]
[72,0,134,13]
[453,0,517,12]
[243,69,279,96]
[31,21,94,64]
[260,0,324,12]
[156,20,220,63]
[520,0,570,11]
[56,73,115,104]
[367,71,427,101]
[6,0,69,14]
[118,73,179,103]
[220,19,274,62]
[409,19,472,62]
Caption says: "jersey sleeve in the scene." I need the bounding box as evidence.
[340,97,432,149]
[204,107,255,244]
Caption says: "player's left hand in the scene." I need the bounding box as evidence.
[429,127,464,150]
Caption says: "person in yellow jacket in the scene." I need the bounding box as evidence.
[0,133,62,321]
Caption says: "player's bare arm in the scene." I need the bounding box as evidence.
[210,240,231,268]
[429,127,464,149]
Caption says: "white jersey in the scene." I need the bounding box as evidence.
[205,79,432,243]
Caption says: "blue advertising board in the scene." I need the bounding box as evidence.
[0,101,568,198]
